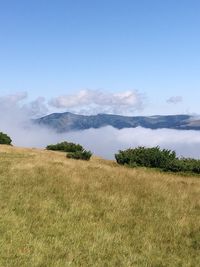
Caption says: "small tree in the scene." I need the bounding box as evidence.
[0,132,12,145]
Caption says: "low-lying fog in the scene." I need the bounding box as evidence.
[1,95,200,159]
[2,119,200,160]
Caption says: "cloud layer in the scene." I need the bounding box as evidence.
[49,89,144,114]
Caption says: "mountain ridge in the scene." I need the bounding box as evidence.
[35,112,200,132]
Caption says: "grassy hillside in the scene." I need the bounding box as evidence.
[0,145,199,267]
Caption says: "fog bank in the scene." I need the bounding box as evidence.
[2,123,200,160]
[1,94,200,159]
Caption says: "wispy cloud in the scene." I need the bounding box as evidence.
[25,97,49,118]
[166,96,183,104]
[0,92,49,118]
[0,91,28,106]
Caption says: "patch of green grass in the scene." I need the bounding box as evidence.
[0,145,199,266]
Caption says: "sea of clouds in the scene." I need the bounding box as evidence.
[1,91,200,159]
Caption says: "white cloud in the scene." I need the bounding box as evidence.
[0,92,49,118]
[49,89,144,115]
[0,92,27,106]
[167,96,183,104]
[24,97,49,118]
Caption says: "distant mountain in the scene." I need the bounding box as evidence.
[35,112,200,132]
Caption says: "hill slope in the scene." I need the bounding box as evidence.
[35,112,200,132]
[0,145,199,266]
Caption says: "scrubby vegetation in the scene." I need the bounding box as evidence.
[46,141,83,152]
[67,149,92,160]
[0,132,12,145]
[115,146,200,174]
[46,141,92,161]
[164,157,200,173]
[0,145,199,266]
[115,146,176,168]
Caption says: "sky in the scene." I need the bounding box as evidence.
[0,0,200,115]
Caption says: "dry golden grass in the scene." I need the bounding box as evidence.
[0,145,199,267]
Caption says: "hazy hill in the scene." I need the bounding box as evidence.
[35,112,200,132]
[0,145,199,266]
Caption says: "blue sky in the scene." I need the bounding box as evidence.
[0,0,200,115]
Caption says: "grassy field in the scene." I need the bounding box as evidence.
[0,145,199,267]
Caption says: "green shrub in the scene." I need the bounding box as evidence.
[115,146,200,174]
[181,158,200,174]
[115,146,176,169]
[164,158,200,174]
[46,141,83,152]
[47,141,92,161]
[66,150,92,161]
[163,159,189,173]
[0,132,12,145]
[191,160,200,174]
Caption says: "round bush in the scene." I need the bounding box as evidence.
[0,132,12,145]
